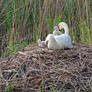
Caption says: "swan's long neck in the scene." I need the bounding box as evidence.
[64,26,69,34]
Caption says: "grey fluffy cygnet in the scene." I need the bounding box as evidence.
[38,39,46,47]
[53,26,62,35]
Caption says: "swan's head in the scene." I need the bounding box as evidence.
[58,22,68,30]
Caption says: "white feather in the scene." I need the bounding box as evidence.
[45,22,73,49]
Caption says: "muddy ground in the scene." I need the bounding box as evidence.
[0,43,92,92]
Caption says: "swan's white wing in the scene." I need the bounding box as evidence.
[55,34,73,48]
[45,34,54,43]
[45,34,73,49]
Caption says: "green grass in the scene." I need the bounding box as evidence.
[0,0,91,57]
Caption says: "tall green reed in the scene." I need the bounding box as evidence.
[0,0,91,57]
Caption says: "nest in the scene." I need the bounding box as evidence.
[0,43,92,92]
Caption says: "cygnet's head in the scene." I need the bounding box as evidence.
[58,22,68,30]
[53,26,59,31]
[53,26,62,35]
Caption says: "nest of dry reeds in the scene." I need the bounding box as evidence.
[0,43,92,92]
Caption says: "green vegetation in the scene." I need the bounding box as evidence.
[0,0,92,57]
[0,0,91,57]
[38,81,82,92]
[0,1,92,91]
[39,80,45,92]
[5,83,12,92]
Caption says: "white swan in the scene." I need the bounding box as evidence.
[45,22,73,49]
